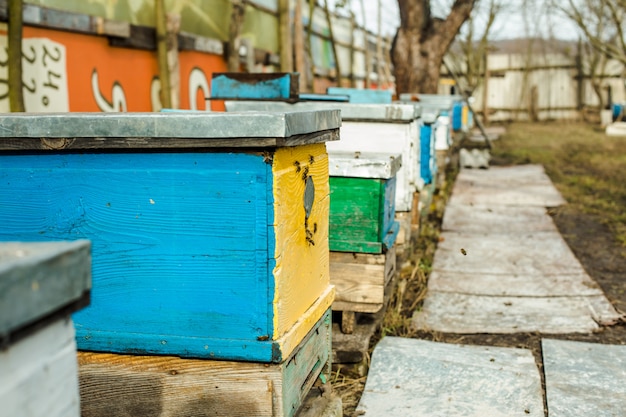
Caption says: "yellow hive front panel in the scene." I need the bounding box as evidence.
[271,143,331,339]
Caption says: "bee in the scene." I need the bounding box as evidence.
[460,248,467,256]
[257,335,270,341]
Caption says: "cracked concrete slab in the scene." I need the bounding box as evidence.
[413,292,618,334]
[432,232,587,276]
[449,165,566,207]
[543,339,626,417]
[441,205,558,234]
[427,271,603,297]
[356,337,544,417]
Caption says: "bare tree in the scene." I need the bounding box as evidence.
[556,0,626,65]
[392,0,476,94]
[447,0,505,95]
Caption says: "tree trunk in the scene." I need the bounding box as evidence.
[8,0,25,112]
[227,0,245,72]
[278,0,293,72]
[392,0,475,94]
[156,0,171,109]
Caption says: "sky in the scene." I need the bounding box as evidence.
[345,0,581,41]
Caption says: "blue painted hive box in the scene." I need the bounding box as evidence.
[0,111,340,363]
[210,72,299,100]
[418,110,439,185]
[327,150,401,254]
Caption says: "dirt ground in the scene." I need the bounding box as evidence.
[335,122,626,417]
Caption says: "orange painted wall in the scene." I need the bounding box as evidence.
[22,26,227,112]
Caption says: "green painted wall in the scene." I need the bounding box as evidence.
[27,0,278,52]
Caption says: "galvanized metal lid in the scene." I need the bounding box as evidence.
[225,101,420,122]
[0,240,91,347]
[0,111,341,149]
[328,150,402,179]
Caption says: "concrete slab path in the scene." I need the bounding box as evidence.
[356,337,544,417]
[543,339,626,417]
[357,165,625,417]
[412,165,620,334]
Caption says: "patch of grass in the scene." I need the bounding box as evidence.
[491,121,626,246]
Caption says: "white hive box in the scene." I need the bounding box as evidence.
[0,241,91,417]
[225,101,421,212]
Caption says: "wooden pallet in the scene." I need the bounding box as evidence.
[331,271,397,365]
[78,310,332,417]
[330,246,396,334]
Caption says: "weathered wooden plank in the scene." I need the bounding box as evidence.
[211,72,299,100]
[0,318,81,417]
[0,1,130,37]
[178,31,224,55]
[78,309,332,417]
[326,87,392,104]
[331,275,395,363]
[330,246,396,313]
[0,241,91,347]
[0,130,340,151]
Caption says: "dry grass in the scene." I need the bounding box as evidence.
[489,121,626,247]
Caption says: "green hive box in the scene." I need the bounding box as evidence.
[328,151,401,254]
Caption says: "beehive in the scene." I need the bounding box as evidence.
[0,241,91,417]
[225,101,421,211]
[0,111,338,363]
[327,151,401,254]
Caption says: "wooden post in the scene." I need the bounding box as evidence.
[383,36,393,90]
[376,0,382,89]
[155,0,172,109]
[306,0,316,91]
[278,0,293,72]
[359,0,371,89]
[294,0,306,89]
[166,13,180,110]
[529,85,539,121]
[576,38,584,111]
[482,52,490,125]
[323,0,341,86]
[8,0,25,112]
[227,0,245,72]
[349,12,356,87]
